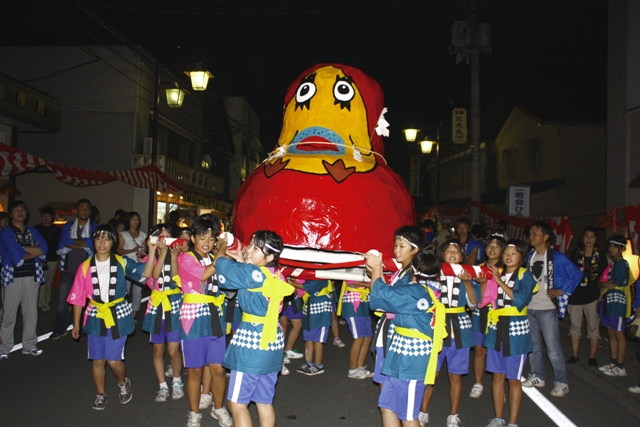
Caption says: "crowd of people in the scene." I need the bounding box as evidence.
[0,199,639,427]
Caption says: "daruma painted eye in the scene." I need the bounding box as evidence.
[334,80,354,102]
[296,82,316,104]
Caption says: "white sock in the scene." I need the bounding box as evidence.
[159,381,168,390]
[172,376,182,383]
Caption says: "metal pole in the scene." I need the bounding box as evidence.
[147,62,161,229]
[435,124,440,206]
[469,0,481,222]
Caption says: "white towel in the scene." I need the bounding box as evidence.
[69,218,92,239]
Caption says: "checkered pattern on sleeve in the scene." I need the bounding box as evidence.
[229,328,285,351]
[389,334,433,357]
[1,264,13,287]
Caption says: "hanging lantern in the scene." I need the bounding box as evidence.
[420,140,435,154]
[186,70,214,91]
[403,128,420,142]
[165,86,185,108]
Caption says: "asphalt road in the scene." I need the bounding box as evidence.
[1,287,639,427]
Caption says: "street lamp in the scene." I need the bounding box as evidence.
[165,84,186,108]
[404,127,440,205]
[403,128,420,142]
[420,139,435,154]
[185,69,214,91]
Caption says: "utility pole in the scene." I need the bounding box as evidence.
[469,0,481,223]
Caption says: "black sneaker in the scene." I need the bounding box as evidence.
[51,331,68,340]
[588,358,598,367]
[566,356,579,364]
[118,378,132,404]
[303,364,325,376]
[92,394,108,410]
[296,363,311,374]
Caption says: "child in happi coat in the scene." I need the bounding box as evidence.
[480,240,537,427]
[470,234,506,399]
[337,279,374,379]
[142,224,184,402]
[68,225,154,410]
[599,235,633,377]
[419,240,477,427]
[293,278,334,375]
[215,230,294,427]
[176,218,232,427]
[373,226,422,387]
[366,248,446,427]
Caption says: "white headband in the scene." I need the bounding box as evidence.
[264,243,281,253]
[412,265,438,278]
[610,240,626,248]
[400,236,419,249]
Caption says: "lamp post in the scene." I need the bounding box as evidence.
[405,126,440,206]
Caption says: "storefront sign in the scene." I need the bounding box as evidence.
[508,185,530,217]
[452,108,467,144]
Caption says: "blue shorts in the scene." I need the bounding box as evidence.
[88,329,127,361]
[601,315,625,332]
[303,327,329,343]
[227,371,278,404]
[150,320,180,344]
[473,331,484,347]
[346,316,373,339]
[373,346,387,384]
[378,376,426,421]
[436,344,469,375]
[181,335,226,368]
[231,322,241,331]
[486,348,527,380]
[281,302,302,320]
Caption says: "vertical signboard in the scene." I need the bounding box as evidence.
[452,108,467,144]
[508,185,530,217]
[409,154,420,196]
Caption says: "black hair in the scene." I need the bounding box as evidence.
[578,226,600,250]
[412,250,441,283]
[186,210,197,220]
[251,230,283,267]
[606,235,627,252]
[150,223,171,238]
[497,220,508,229]
[455,217,471,227]
[421,219,435,230]
[92,224,118,252]
[168,210,180,222]
[485,234,507,267]
[90,205,100,223]
[40,207,54,217]
[123,211,140,231]
[114,208,126,218]
[189,218,220,251]
[0,211,9,225]
[470,223,485,239]
[394,225,422,249]
[436,239,464,263]
[7,200,29,224]
[503,239,529,269]
[76,198,92,208]
[530,221,555,246]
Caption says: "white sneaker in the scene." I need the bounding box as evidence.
[172,381,185,400]
[165,365,174,377]
[155,387,170,402]
[599,362,615,372]
[603,366,627,377]
[550,382,569,397]
[485,419,506,427]
[281,363,290,375]
[333,337,346,348]
[187,411,202,427]
[522,374,545,388]
[446,414,461,427]
[470,383,483,398]
[418,411,429,427]
[628,385,640,394]
[211,406,234,427]
[199,393,212,410]
[348,366,373,379]
[284,349,304,359]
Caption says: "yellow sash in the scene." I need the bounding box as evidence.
[89,297,126,328]
[150,288,182,312]
[182,293,226,307]
[336,284,369,316]
[244,267,294,349]
[444,307,466,314]
[302,280,333,306]
[486,305,527,333]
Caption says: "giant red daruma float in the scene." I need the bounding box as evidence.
[232,64,415,280]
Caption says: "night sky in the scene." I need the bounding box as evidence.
[2,0,607,170]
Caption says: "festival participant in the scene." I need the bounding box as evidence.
[481,240,537,427]
[67,225,154,410]
[372,226,422,387]
[455,217,483,265]
[567,226,604,367]
[0,201,47,359]
[215,230,294,427]
[294,279,333,376]
[367,248,444,427]
[117,211,147,322]
[177,218,232,427]
[629,289,640,394]
[141,224,184,402]
[599,235,632,377]
[337,279,374,379]
[34,206,61,312]
[419,240,477,427]
[331,282,346,348]
[52,198,98,340]
[470,234,506,398]
[280,286,304,375]
[522,221,582,397]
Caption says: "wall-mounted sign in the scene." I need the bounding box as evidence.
[452,108,467,144]
[508,185,530,217]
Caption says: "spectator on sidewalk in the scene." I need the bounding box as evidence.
[185,210,197,230]
[0,200,48,359]
[455,217,484,265]
[51,198,98,340]
[107,209,126,234]
[522,221,582,398]
[90,205,101,224]
[34,207,62,312]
